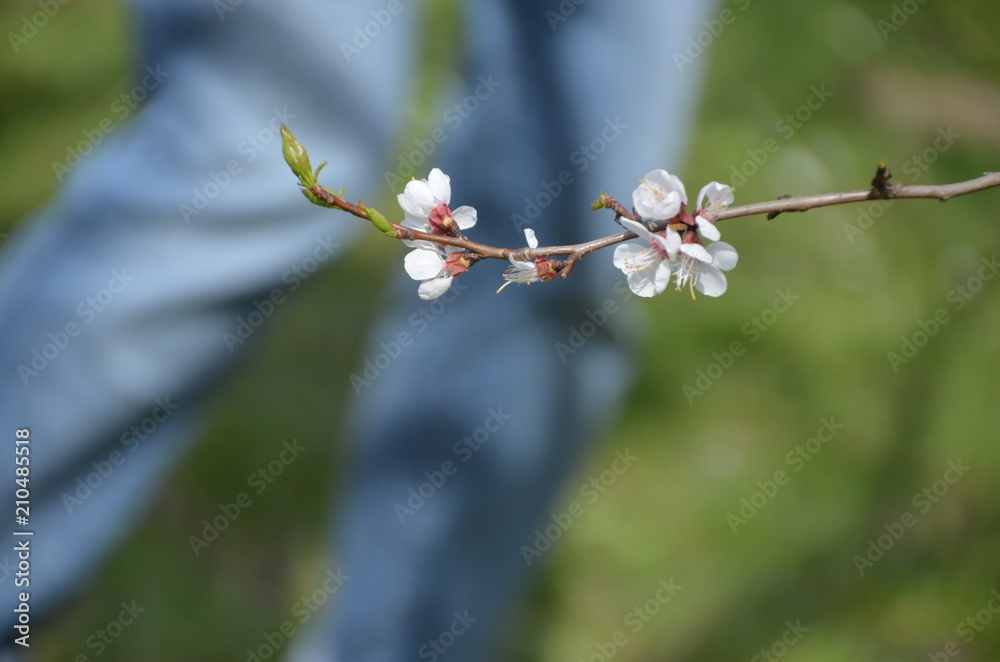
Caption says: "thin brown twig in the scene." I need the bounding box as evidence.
[713,171,1000,222]
[312,170,1000,267]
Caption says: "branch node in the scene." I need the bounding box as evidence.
[869,160,895,200]
[767,194,793,220]
[560,254,583,278]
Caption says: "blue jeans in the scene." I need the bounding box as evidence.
[0,1,709,658]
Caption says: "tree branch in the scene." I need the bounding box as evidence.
[713,171,1000,223]
[382,170,1000,264]
[284,125,999,285]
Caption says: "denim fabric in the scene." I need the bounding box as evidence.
[0,1,710,659]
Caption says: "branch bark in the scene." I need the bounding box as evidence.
[308,170,1000,276]
[713,171,1000,222]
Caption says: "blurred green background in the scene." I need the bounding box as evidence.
[3,1,1000,660]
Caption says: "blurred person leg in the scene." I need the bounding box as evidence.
[290,1,713,660]
[0,0,417,651]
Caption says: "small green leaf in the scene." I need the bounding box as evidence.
[361,205,396,237]
[301,188,336,208]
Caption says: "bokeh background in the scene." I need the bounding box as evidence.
[3,1,1000,660]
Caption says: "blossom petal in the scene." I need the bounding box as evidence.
[620,218,656,243]
[653,228,681,257]
[706,242,739,271]
[646,169,688,206]
[404,248,445,280]
[633,169,686,220]
[417,276,453,300]
[403,238,437,250]
[452,205,477,230]
[626,261,671,297]
[399,179,434,218]
[613,243,646,270]
[524,228,538,248]
[634,188,680,221]
[679,242,713,264]
[694,264,728,297]
[396,191,419,218]
[653,261,673,294]
[695,215,721,242]
[697,181,734,210]
[509,258,535,270]
[426,168,451,204]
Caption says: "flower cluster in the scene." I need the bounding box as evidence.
[399,168,478,300]
[397,166,737,300]
[613,170,738,298]
[280,126,1000,305]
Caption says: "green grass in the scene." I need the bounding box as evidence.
[4,1,1000,660]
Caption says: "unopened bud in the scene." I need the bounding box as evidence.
[281,126,315,187]
[444,252,473,277]
[590,193,611,211]
[536,259,560,281]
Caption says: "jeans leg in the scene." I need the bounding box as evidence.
[313,2,716,660]
[0,0,416,643]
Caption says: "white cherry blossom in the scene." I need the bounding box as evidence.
[697,181,734,212]
[613,219,681,297]
[404,243,467,300]
[397,168,477,234]
[633,169,687,220]
[673,241,739,298]
[498,228,542,292]
[693,181,734,241]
